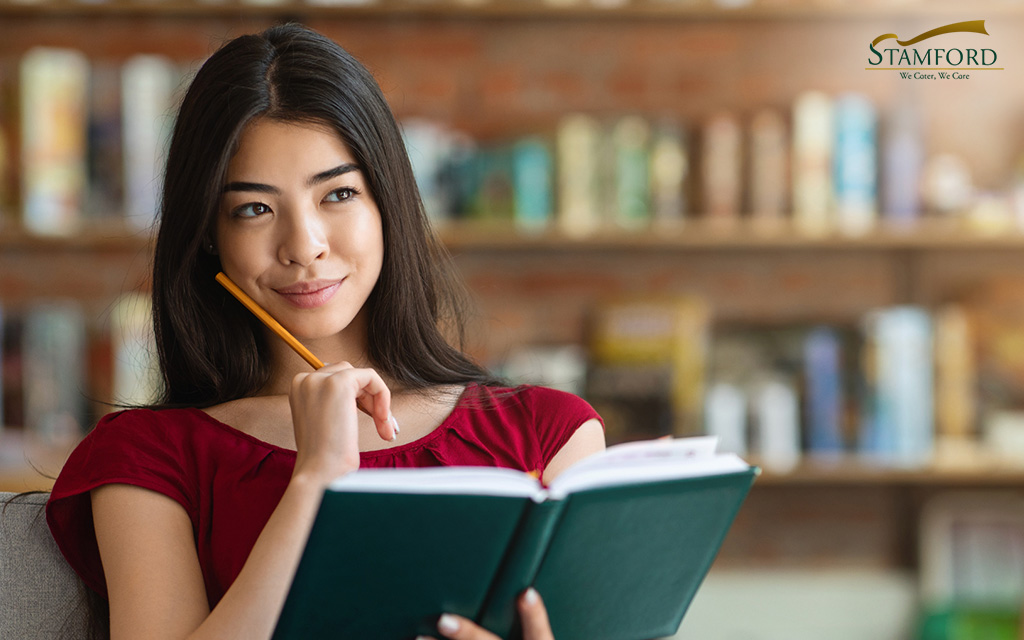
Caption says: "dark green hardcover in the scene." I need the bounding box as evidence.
[272,467,756,640]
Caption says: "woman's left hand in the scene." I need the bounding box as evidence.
[417,588,554,640]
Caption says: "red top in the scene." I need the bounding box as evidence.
[46,384,600,607]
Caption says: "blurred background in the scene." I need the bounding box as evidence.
[3,0,1024,638]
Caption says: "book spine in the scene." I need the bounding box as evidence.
[753,378,800,472]
[648,120,688,229]
[934,305,975,443]
[20,47,89,236]
[402,118,450,223]
[512,137,553,231]
[833,93,878,236]
[866,306,934,465]
[881,97,923,229]
[791,90,834,236]
[22,301,87,445]
[704,381,747,456]
[610,115,650,230]
[748,108,788,228]
[85,60,124,221]
[111,292,159,406]
[700,112,741,225]
[804,326,844,456]
[556,114,601,237]
[477,499,566,638]
[122,55,178,231]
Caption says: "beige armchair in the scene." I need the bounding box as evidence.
[0,491,91,638]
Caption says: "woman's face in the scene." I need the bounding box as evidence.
[215,118,384,343]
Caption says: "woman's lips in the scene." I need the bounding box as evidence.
[274,279,343,309]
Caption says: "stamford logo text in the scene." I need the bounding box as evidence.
[866,20,1001,79]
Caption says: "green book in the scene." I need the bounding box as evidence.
[272,437,757,640]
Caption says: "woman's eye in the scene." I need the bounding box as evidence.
[234,202,271,218]
[324,187,358,203]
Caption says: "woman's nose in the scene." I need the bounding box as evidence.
[277,209,329,266]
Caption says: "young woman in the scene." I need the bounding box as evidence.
[45,23,604,640]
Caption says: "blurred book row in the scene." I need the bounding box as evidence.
[407,93,1024,237]
[0,294,157,447]
[0,0,796,9]
[500,293,1024,473]
[0,48,186,235]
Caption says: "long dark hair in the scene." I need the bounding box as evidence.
[153,23,500,407]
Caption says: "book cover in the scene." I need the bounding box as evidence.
[648,120,688,229]
[271,437,757,640]
[700,113,741,226]
[511,137,553,232]
[748,108,788,229]
[556,114,601,237]
[122,54,178,232]
[832,93,877,236]
[22,301,87,446]
[791,90,834,236]
[19,47,89,236]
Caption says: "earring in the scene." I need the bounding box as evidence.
[204,240,217,255]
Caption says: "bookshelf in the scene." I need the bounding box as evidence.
[4,2,1024,605]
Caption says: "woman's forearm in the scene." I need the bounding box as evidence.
[186,473,328,640]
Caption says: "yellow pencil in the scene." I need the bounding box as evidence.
[215,272,393,429]
[215,272,324,369]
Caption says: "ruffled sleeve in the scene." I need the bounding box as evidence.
[46,409,196,599]
[522,386,604,468]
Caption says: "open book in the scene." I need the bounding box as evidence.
[272,437,757,640]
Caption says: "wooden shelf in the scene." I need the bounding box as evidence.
[5,219,1024,252]
[754,456,1024,487]
[0,0,1020,20]
[438,219,1024,252]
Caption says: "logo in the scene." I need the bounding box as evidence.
[866,20,1002,79]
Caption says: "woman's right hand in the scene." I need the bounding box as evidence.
[288,361,396,485]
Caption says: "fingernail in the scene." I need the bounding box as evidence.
[438,613,460,634]
[389,413,400,435]
[415,637,432,640]
[524,587,539,605]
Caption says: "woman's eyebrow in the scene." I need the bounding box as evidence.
[307,163,360,187]
[221,164,361,194]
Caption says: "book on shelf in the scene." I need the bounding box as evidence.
[704,381,747,456]
[803,326,844,456]
[934,305,976,449]
[751,377,800,472]
[791,90,834,236]
[748,108,788,227]
[859,306,934,466]
[881,95,924,229]
[610,115,651,230]
[832,93,877,236]
[556,113,601,237]
[122,54,179,232]
[22,301,87,446]
[0,57,16,225]
[271,436,758,640]
[85,59,124,222]
[111,293,159,407]
[589,296,711,440]
[700,112,741,225]
[511,137,553,231]
[20,47,89,236]
[648,120,688,229]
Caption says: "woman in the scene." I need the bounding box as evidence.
[45,23,605,640]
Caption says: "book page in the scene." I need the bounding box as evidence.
[328,466,543,499]
[547,437,751,500]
